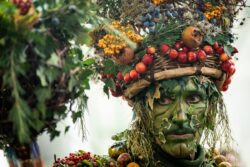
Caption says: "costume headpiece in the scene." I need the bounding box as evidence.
[93,0,243,99]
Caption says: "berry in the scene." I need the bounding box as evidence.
[124,73,131,83]
[12,0,32,15]
[147,47,156,54]
[215,47,224,54]
[116,72,124,81]
[168,49,178,60]
[220,53,229,62]
[129,70,139,80]
[203,45,213,55]
[228,65,236,75]
[197,49,207,62]
[221,61,231,72]
[142,54,153,65]
[178,52,187,63]
[221,84,229,91]
[224,77,232,85]
[187,51,197,62]
[160,44,170,54]
[68,5,77,13]
[213,42,219,49]
[174,42,181,50]
[52,17,60,25]
[182,47,189,53]
[135,62,147,74]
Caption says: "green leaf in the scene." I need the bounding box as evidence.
[46,53,60,67]
[204,35,215,45]
[50,129,60,141]
[64,126,70,134]
[103,59,117,74]
[103,85,110,98]
[36,66,47,86]
[223,45,234,56]
[83,58,95,66]
[105,78,116,90]
[68,76,78,92]
[72,111,82,123]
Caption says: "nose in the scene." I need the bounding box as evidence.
[172,103,188,125]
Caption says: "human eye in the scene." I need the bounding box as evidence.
[186,94,202,104]
[157,96,174,105]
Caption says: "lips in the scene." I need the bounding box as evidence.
[166,133,194,140]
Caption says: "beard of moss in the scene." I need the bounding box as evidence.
[126,99,156,166]
[125,76,234,166]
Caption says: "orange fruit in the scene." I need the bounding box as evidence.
[127,162,140,167]
[220,53,229,62]
[182,26,203,48]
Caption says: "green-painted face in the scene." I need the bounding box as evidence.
[152,77,209,158]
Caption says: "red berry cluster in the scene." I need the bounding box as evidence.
[123,47,154,83]
[221,59,236,91]
[53,151,101,167]
[160,41,238,92]
[12,0,32,15]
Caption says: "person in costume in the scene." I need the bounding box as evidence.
[53,0,245,166]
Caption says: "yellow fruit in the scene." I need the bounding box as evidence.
[220,53,229,62]
[127,162,140,167]
[114,47,134,65]
[182,26,203,48]
[214,155,227,165]
[218,162,232,167]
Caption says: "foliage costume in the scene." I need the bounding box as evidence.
[0,0,246,166]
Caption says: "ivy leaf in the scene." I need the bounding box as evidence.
[72,111,82,123]
[46,53,60,67]
[103,59,117,74]
[223,45,234,56]
[105,78,116,90]
[204,35,215,45]
[49,129,60,141]
[120,65,132,75]
[103,85,110,98]
[83,58,95,66]
[64,126,70,134]
[36,66,47,86]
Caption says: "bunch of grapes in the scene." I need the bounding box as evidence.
[12,0,32,15]
[139,3,161,33]
[163,4,179,19]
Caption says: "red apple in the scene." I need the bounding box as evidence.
[106,73,114,78]
[168,49,178,60]
[178,52,187,63]
[147,47,156,54]
[221,84,229,91]
[228,65,236,75]
[215,47,224,54]
[231,47,238,56]
[174,42,181,50]
[187,51,197,62]
[124,73,131,83]
[142,54,153,65]
[182,47,189,53]
[160,44,170,54]
[213,42,219,49]
[116,72,124,81]
[224,77,232,85]
[197,49,207,62]
[203,45,213,55]
[129,70,139,80]
[221,61,231,72]
[135,62,147,74]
